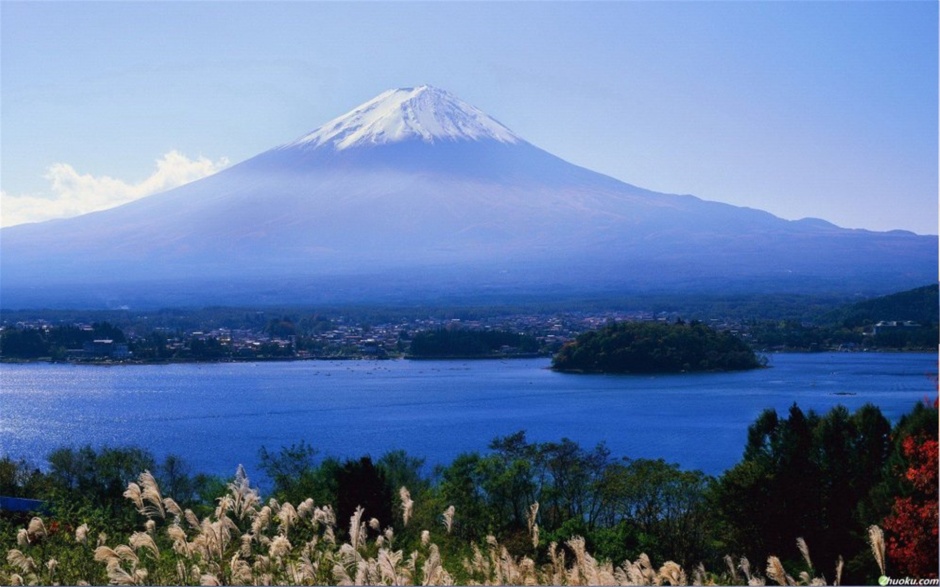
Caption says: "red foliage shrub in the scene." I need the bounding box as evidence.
[883,435,939,578]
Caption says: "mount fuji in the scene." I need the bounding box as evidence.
[1,85,935,308]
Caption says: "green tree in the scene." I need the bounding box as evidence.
[335,456,394,536]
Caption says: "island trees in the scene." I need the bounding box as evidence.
[551,320,763,374]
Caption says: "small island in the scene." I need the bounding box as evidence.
[551,320,764,374]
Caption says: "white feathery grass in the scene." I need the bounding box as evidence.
[637,552,656,584]
[278,502,298,536]
[740,556,753,582]
[184,509,201,530]
[400,486,414,527]
[296,551,318,584]
[333,561,354,585]
[27,517,47,541]
[106,562,137,586]
[123,483,144,513]
[75,523,89,544]
[114,544,140,565]
[269,535,292,560]
[796,537,813,571]
[868,525,886,576]
[163,497,183,519]
[230,555,253,585]
[214,494,234,519]
[422,543,444,586]
[548,542,566,585]
[835,555,844,586]
[6,549,36,574]
[16,528,28,547]
[378,548,404,585]
[227,465,261,520]
[138,470,165,519]
[765,556,789,586]
[527,502,539,533]
[239,533,253,558]
[129,531,160,558]
[658,560,686,586]
[93,546,120,566]
[297,497,315,520]
[312,506,328,528]
[622,559,646,586]
[442,505,455,534]
[724,554,739,583]
[349,506,366,551]
[354,558,372,585]
[167,524,187,543]
[252,505,272,535]
[323,525,337,546]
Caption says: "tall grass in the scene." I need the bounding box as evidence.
[2,466,879,586]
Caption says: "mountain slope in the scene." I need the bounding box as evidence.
[1,86,935,308]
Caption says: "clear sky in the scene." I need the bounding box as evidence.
[2,1,937,234]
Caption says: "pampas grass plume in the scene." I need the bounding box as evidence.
[765,556,788,586]
[868,525,886,576]
[796,537,812,570]
[442,505,455,534]
[75,523,89,544]
[6,549,35,574]
[27,517,47,541]
[130,531,160,558]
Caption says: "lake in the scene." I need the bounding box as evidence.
[0,353,935,484]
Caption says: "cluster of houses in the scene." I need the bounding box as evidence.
[69,339,132,360]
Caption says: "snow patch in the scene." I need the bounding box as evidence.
[285,86,522,150]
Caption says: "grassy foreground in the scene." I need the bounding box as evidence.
[3,465,889,586]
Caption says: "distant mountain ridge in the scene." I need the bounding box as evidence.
[1,86,936,308]
[829,284,939,327]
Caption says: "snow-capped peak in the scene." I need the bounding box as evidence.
[286,85,522,150]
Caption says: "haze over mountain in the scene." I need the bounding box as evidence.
[1,86,935,308]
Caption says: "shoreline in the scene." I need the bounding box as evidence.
[1,347,934,368]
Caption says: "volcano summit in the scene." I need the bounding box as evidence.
[1,86,935,307]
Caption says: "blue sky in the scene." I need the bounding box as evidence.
[2,1,937,234]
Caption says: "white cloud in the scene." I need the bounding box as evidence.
[0,150,229,227]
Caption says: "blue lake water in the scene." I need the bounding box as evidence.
[0,353,935,483]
